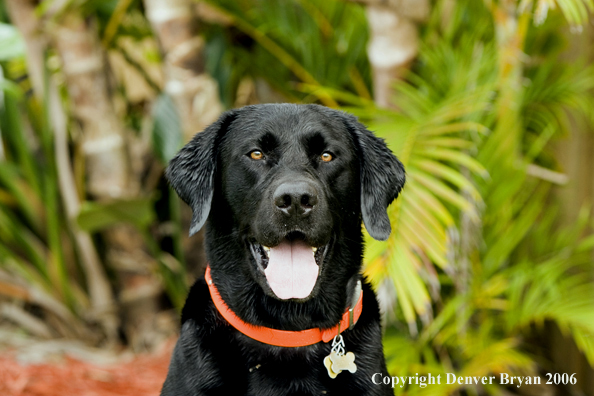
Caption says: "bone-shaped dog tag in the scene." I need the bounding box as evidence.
[330,350,357,373]
[323,333,357,378]
[323,354,341,378]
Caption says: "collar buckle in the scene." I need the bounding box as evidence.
[348,280,362,330]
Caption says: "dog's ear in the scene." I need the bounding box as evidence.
[165,110,238,236]
[342,114,405,241]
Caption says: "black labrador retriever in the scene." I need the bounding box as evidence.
[162,104,405,395]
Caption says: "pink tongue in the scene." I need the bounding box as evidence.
[264,239,319,300]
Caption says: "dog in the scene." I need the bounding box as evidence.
[162,103,405,395]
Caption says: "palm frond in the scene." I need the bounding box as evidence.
[360,91,491,328]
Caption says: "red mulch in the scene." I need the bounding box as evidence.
[0,344,173,396]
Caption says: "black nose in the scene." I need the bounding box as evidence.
[273,181,319,217]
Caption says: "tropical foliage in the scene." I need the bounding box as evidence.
[0,0,593,394]
[356,1,594,393]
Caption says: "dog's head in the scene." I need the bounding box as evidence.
[167,104,404,303]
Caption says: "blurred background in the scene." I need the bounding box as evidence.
[0,0,593,395]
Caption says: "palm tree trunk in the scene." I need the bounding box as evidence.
[143,0,224,285]
[350,0,429,107]
[50,11,167,350]
[53,13,136,199]
[143,0,223,141]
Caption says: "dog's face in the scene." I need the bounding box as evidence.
[167,104,404,304]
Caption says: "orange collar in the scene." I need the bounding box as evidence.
[205,266,363,347]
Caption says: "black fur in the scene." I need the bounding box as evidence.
[166,111,238,236]
[162,104,405,395]
[341,114,405,241]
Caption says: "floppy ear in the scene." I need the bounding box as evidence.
[165,110,238,236]
[343,114,405,241]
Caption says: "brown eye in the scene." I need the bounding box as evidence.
[250,150,264,160]
[320,152,333,162]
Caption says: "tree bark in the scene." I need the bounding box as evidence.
[143,0,225,286]
[143,0,223,141]
[352,0,429,107]
[51,11,171,350]
[53,13,136,199]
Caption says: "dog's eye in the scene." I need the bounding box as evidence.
[320,152,333,162]
[250,150,264,160]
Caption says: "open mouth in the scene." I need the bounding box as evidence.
[249,231,329,300]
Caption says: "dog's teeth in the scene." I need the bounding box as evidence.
[263,246,270,253]
[312,247,317,253]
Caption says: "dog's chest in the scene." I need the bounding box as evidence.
[233,339,361,395]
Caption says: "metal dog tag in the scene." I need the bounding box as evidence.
[323,354,340,378]
[323,333,357,378]
[330,350,357,373]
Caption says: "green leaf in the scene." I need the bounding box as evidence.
[415,148,488,178]
[152,94,183,163]
[410,158,482,201]
[0,23,26,61]
[404,182,455,226]
[409,170,472,213]
[76,197,156,232]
